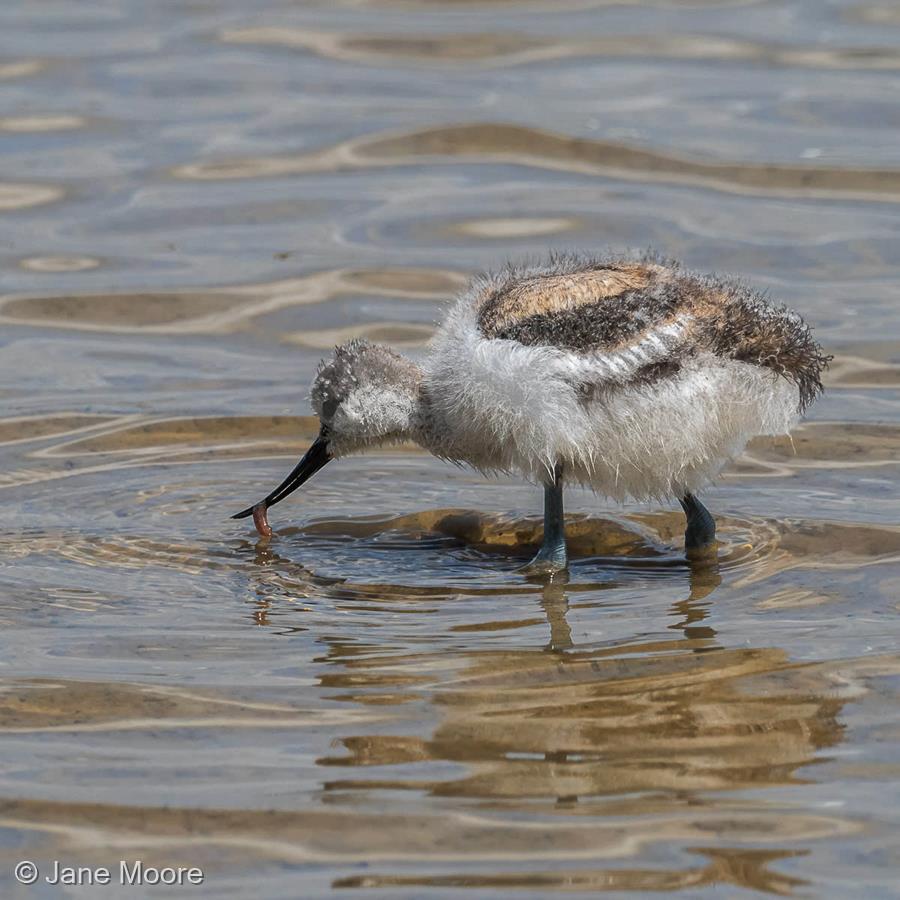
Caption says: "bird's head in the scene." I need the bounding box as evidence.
[310,339,422,456]
[233,340,422,526]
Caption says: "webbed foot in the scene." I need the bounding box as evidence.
[519,541,569,578]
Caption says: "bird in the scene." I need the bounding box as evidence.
[234,252,828,575]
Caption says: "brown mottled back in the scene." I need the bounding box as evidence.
[470,254,829,411]
[478,263,662,338]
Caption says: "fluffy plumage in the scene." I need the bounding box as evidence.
[309,253,828,502]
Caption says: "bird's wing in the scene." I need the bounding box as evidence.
[478,263,660,341]
[473,261,695,389]
[558,314,694,393]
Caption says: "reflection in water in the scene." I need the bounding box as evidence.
[319,574,842,804]
[222,25,900,73]
[0,679,360,733]
[0,115,85,132]
[173,122,900,202]
[0,792,849,887]
[334,848,809,894]
[284,321,434,349]
[852,5,900,25]
[0,60,45,80]
[19,255,101,273]
[447,215,579,239]
[2,0,900,893]
[0,182,63,210]
[747,421,900,468]
[0,266,463,334]
[332,0,757,6]
[310,558,862,893]
[0,413,116,446]
[827,353,900,389]
[540,581,573,651]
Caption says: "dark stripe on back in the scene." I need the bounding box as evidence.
[485,284,684,353]
[477,263,660,338]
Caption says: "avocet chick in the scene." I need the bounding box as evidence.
[234,253,828,574]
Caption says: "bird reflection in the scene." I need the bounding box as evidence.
[238,523,847,895]
[316,551,844,899]
[236,535,336,632]
[539,554,723,652]
[669,555,722,642]
[539,580,573,652]
[531,557,723,807]
[237,512,844,896]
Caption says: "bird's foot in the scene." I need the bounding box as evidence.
[684,518,717,562]
[684,534,718,564]
[519,542,569,579]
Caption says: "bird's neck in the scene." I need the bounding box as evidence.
[409,380,439,448]
[372,354,438,452]
[408,379,470,464]
[378,353,468,463]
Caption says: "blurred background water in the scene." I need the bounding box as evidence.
[0,0,899,896]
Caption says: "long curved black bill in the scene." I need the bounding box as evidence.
[232,434,332,520]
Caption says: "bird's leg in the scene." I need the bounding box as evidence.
[521,463,568,577]
[679,493,717,559]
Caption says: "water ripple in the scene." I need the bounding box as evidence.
[0,266,464,334]
[222,26,900,73]
[173,123,900,202]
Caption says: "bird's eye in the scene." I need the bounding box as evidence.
[322,397,338,420]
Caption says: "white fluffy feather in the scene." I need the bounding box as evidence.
[420,295,798,500]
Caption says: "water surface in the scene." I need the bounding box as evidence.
[1,0,899,896]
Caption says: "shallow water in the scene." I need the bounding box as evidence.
[1,0,899,896]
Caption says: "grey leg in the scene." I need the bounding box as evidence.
[521,464,568,576]
[679,493,716,557]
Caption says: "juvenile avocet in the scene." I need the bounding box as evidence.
[234,253,828,575]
